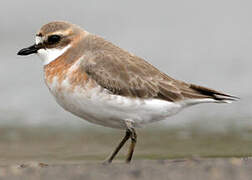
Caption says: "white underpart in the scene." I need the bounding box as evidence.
[46,76,184,129]
[45,58,230,129]
[35,36,71,65]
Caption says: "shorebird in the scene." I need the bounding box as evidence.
[17,21,237,163]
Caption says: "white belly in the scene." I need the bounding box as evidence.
[46,77,183,129]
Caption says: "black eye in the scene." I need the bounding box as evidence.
[47,35,61,44]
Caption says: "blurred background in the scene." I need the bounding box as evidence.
[0,0,251,162]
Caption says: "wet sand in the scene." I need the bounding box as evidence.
[0,125,252,179]
[1,158,252,180]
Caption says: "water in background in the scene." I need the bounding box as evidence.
[0,0,251,131]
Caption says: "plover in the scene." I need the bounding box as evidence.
[17,21,237,163]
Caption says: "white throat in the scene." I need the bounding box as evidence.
[35,36,71,65]
[37,45,70,65]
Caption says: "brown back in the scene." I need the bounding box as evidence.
[79,35,236,102]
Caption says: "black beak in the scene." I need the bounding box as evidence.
[17,44,42,56]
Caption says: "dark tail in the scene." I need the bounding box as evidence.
[190,84,239,103]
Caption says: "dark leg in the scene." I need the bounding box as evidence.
[104,130,131,164]
[126,128,137,163]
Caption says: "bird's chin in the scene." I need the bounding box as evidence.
[37,45,71,66]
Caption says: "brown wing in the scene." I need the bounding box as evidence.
[80,35,236,102]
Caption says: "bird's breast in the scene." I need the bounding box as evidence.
[43,57,100,112]
[43,58,183,129]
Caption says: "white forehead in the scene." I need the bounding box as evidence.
[35,36,43,45]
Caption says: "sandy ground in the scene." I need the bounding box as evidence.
[1,158,252,180]
[0,125,252,179]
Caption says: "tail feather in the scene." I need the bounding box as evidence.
[189,84,239,103]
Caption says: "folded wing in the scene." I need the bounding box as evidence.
[80,35,238,103]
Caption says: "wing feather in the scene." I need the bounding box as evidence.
[80,35,237,102]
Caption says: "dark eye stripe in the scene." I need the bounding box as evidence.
[47,35,61,45]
